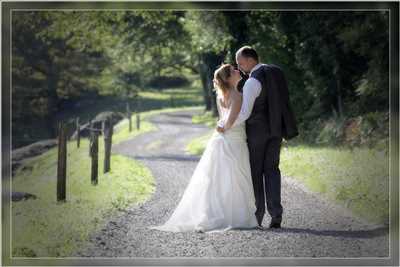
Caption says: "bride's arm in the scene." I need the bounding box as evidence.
[216,96,223,120]
[216,96,225,128]
[223,93,243,131]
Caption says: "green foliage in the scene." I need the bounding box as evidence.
[12,11,116,146]
[337,12,389,109]
[304,111,389,150]
[245,11,389,129]
[12,10,389,150]
[183,11,232,54]
[12,11,193,147]
[146,76,190,89]
[117,11,192,83]
[316,114,347,146]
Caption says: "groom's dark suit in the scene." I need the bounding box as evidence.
[238,63,298,226]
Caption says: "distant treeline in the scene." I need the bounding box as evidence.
[12,10,388,148]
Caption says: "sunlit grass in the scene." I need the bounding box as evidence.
[186,130,214,156]
[140,105,204,120]
[186,110,216,155]
[12,137,155,257]
[137,83,204,111]
[280,145,389,225]
[113,115,156,145]
[192,110,217,128]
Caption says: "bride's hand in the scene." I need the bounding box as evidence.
[216,126,225,133]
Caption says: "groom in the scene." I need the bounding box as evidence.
[217,46,298,228]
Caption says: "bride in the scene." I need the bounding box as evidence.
[149,64,258,232]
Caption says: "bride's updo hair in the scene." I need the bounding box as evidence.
[213,64,233,98]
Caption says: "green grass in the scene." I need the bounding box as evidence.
[140,105,204,120]
[192,110,217,128]
[137,83,204,111]
[186,110,216,155]
[12,138,155,257]
[113,114,157,145]
[280,145,389,225]
[186,131,214,155]
[186,113,390,225]
[11,105,206,257]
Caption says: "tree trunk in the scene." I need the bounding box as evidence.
[199,51,226,117]
[199,63,212,111]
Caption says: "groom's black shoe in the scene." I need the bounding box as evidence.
[255,214,263,227]
[269,217,282,229]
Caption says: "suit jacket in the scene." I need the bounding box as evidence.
[245,64,299,140]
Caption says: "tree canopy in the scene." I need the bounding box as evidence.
[12,10,389,148]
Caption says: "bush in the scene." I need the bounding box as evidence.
[316,116,346,146]
[311,111,389,151]
[13,246,37,257]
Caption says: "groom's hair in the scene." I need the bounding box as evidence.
[236,46,259,62]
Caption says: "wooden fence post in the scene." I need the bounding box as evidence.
[103,118,113,173]
[136,113,140,130]
[57,121,67,202]
[88,119,92,157]
[136,97,141,130]
[90,129,99,185]
[126,102,132,132]
[76,117,80,148]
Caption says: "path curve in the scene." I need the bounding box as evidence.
[75,109,389,258]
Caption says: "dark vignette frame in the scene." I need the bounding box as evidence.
[1,1,399,266]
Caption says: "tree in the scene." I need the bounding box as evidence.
[183,11,231,116]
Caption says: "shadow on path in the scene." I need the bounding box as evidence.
[134,154,201,162]
[269,226,389,239]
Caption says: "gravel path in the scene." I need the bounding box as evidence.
[75,109,389,258]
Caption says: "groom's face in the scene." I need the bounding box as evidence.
[236,56,252,74]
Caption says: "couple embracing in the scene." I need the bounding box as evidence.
[151,46,298,232]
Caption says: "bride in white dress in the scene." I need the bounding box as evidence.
[150,64,258,232]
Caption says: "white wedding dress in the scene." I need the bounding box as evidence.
[149,96,258,232]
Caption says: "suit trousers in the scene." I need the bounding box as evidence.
[247,134,283,224]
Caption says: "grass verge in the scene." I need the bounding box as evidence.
[11,106,202,257]
[280,145,389,225]
[186,112,389,225]
[12,138,154,257]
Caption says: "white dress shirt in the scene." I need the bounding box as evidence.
[225,63,263,128]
